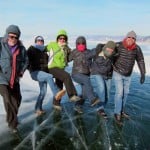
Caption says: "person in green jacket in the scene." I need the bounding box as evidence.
[46,30,80,110]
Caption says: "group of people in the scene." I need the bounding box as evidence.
[0,24,146,132]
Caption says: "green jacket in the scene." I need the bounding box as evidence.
[46,42,67,69]
[46,29,71,69]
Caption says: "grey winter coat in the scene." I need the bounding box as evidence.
[69,49,91,75]
[0,37,29,85]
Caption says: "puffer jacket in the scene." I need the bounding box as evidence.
[46,30,71,69]
[27,46,49,73]
[69,48,91,75]
[0,37,29,85]
[113,42,146,76]
[86,44,114,79]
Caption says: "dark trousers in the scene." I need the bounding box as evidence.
[49,67,77,98]
[55,78,63,90]
[0,83,21,128]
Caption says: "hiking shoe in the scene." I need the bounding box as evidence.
[12,128,18,133]
[97,109,108,119]
[53,104,62,111]
[35,110,46,116]
[114,114,123,125]
[9,126,18,133]
[53,99,62,111]
[55,89,66,101]
[121,112,130,119]
[75,98,85,106]
[91,98,100,106]
[74,105,83,114]
[69,95,81,102]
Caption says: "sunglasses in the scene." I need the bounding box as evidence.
[58,37,66,41]
[37,39,44,42]
[128,37,135,40]
[8,35,19,40]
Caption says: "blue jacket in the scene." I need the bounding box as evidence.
[0,37,29,86]
[86,44,114,79]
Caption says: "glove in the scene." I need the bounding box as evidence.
[18,72,24,77]
[140,74,145,84]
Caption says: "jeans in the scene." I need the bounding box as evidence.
[113,71,131,115]
[90,74,112,110]
[30,71,59,110]
[72,73,95,102]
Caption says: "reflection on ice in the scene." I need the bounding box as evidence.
[0,97,150,149]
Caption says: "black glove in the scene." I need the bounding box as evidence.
[140,74,145,84]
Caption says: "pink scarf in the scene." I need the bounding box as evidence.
[77,44,86,52]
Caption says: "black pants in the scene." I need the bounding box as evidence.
[0,83,21,128]
[49,67,77,98]
[55,78,63,90]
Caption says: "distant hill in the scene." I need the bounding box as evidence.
[138,36,150,42]
[84,35,150,43]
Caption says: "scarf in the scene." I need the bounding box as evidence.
[34,44,45,51]
[77,44,86,52]
[9,44,18,54]
[122,38,136,50]
[9,48,20,88]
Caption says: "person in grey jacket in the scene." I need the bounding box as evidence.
[113,31,146,124]
[0,25,29,132]
[69,36,100,113]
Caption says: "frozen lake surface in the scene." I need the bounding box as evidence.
[0,70,149,150]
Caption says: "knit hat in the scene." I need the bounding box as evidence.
[56,29,68,41]
[103,41,116,50]
[102,41,116,57]
[35,36,44,43]
[76,36,86,45]
[126,31,137,39]
[6,24,21,38]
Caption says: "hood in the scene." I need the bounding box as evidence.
[76,36,87,52]
[102,41,116,58]
[56,29,68,41]
[76,36,86,47]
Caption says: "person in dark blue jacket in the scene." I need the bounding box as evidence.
[0,25,29,132]
[86,41,116,119]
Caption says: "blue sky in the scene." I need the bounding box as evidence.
[0,0,150,38]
